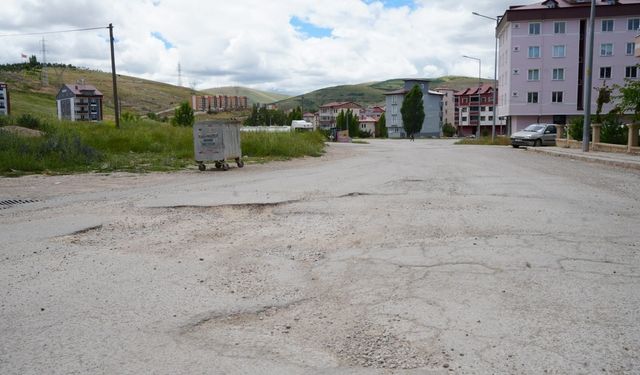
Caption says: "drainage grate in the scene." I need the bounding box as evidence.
[0,199,40,209]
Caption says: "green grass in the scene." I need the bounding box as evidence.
[455,136,511,146]
[241,131,326,159]
[0,116,327,176]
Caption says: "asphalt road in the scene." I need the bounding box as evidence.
[1,139,639,374]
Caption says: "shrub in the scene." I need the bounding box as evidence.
[600,113,628,145]
[171,102,194,127]
[358,130,372,138]
[442,122,456,137]
[568,116,584,141]
[16,114,42,130]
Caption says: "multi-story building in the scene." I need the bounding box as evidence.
[497,0,640,132]
[56,83,103,122]
[384,79,444,138]
[318,101,364,129]
[0,82,9,116]
[435,87,457,127]
[303,112,319,128]
[190,95,249,112]
[358,116,378,137]
[455,84,507,137]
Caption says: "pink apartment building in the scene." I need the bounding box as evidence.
[497,0,640,132]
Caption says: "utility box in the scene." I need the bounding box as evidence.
[193,121,244,171]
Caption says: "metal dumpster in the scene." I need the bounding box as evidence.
[193,121,244,171]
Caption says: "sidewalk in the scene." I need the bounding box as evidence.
[527,146,640,171]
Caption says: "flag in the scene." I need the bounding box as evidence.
[21,53,27,58]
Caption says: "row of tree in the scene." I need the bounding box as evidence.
[243,104,302,126]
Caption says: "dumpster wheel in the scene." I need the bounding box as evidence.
[236,158,244,168]
[222,162,230,171]
[198,163,206,171]
[215,162,222,170]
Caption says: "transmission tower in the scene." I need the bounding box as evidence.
[41,37,48,86]
[178,62,182,87]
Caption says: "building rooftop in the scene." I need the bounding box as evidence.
[61,83,103,96]
[455,84,494,97]
[319,101,363,108]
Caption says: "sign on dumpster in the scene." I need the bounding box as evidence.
[194,123,225,161]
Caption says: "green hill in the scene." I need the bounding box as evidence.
[0,65,201,119]
[202,86,289,105]
[277,76,493,112]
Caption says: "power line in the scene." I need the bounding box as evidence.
[0,26,107,38]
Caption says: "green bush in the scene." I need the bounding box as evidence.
[600,113,628,145]
[171,102,194,127]
[442,122,456,137]
[568,116,584,141]
[16,114,42,130]
[0,115,14,127]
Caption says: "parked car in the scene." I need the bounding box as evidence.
[510,124,557,148]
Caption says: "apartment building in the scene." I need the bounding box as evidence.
[435,87,457,127]
[56,83,103,122]
[318,102,364,129]
[190,95,248,112]
[0,82,9,116]
[497,0,640,132]
[454,84,507,137]
[384,79,444,138]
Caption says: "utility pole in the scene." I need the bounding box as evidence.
[109,23,120,129]
[582,0,596,152]
[41,37,48,87]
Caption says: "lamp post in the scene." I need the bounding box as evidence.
[472,12,500,141]
[463,55,482,138]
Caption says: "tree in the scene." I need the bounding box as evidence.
[615,77,640,122]
[594,81,612,123]
[376,113,388,138]
[401,84,424,138]
[348,109,360,137]
[336,110,346,131]
[171,101,195,127]
[287,106,303,125]
[28,55,38,68]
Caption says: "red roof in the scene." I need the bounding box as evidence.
[511,0,639,10]
[62,83,103,97]
[319,101,363,109]
[455,84,494,96]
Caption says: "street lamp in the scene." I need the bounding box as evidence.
[463,55,481,138]
[472,11,500,141]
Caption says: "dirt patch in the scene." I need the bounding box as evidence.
[0,126,44,138]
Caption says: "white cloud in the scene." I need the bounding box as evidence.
[0,0,515,94]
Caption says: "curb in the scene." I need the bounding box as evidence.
[526,147,640,171]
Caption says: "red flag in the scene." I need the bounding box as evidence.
[21,53,27,58]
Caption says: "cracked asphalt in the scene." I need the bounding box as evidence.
[1,139,639,374]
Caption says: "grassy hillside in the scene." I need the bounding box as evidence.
[0,65,200,119]
[202,86,289,105]
[277,76,493,112]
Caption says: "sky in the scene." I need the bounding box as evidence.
[0,0,518,95]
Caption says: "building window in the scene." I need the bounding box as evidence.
[600,66,612,79]
[626,66,638,79]
[462,117,468,122]
[552,45,566,58]
[528,46,541,58]
[529,22,541,35]
[489,116,494,121]
[629,18,640,31]
[601,19,614,32]
[552,68,565,80]
[600,43,613,56]
[480,116,486,121]
[554,21,566,34]
[552,91,563,103]
[528,69,540,81]
[527,92,539,103]
[627,42,636,56]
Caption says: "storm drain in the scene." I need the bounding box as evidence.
[0,199,40,209]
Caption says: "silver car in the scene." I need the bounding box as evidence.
[511,123,557,148]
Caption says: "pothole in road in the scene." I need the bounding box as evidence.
[332,325,449,370]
